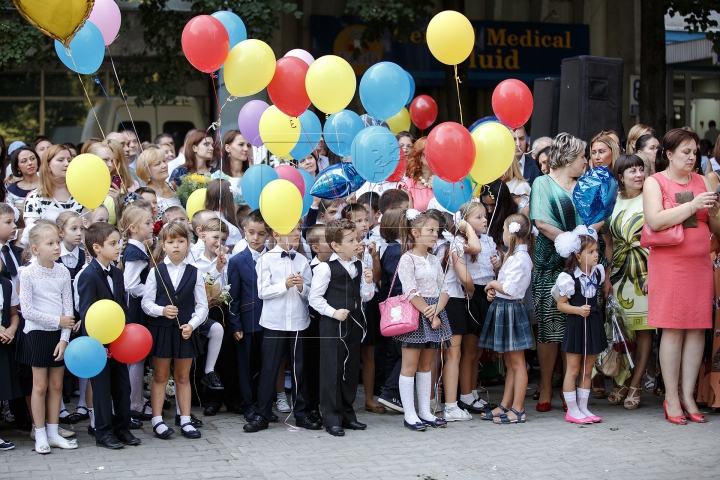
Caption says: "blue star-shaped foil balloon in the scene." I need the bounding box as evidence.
[572,166,619,226]
[309,162,366,199]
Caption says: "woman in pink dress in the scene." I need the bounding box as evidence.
[398,137,434,212]
[643,128,719,425]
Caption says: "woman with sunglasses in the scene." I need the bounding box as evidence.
[169,131,217,188]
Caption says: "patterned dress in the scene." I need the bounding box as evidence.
[530,175,581,343]
[610,194,650,330]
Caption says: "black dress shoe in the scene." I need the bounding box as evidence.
[457,400,485,415]
[201,371,225,390]
[175,414,203,427]
[129,418,143,429]
[96,435,124,449]
[180,424,202,439]
[342,420,367,430]
[325,426,345,437]
[308,411,323,426]
[296,416,322,430]
[87,426,95,436]
[152,422,174,439]
[268,412,278,422]
[116,431,141,446]
[203,405,218,416]
[243,415,269,433]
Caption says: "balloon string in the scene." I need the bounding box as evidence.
[208,72,223,221]
[142,242,181,329]
[65,49,105,139]
[454,64,463,126]
[107,46,145,156]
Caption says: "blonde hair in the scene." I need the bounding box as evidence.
[458,201,487,263]
[136,147,166,184]
[87,139,134,192]
[28,220,60,248]
[118,206,153,270]
[153,221,191,264]
[37,145,70,198]
[549,133,587,170]
[503,161,527,183]
[589,133,620,169]
[626,124,655,153]
[56,211,81,232]
[201,217,228,233]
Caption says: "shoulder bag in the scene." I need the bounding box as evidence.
[379,259,419,337]
[640,177,684,247]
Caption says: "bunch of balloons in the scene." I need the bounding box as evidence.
[65,300,152,378]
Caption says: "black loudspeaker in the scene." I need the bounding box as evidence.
[557,56,624,142]
[531,77,560,140]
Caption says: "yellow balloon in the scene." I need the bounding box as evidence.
[259,106,300,158]
[224,39,276,97]
[385,107,411,135]
[66,153,111,210]
[305,55,356,114]
[14,0,93,47]
[426,10,475,65]
[470,122,516,185]
[259,179,302,235]
[85,299,125,345]
[186,188,207,221]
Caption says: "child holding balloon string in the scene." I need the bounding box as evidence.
[17,222,77,453]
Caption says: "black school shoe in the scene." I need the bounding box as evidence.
[296,416,322,430]
[180,423,201,439]
[129,418,143,429]
[116,431,141,446]
[96,435,124,449]
[175,414,203,427]
[243,415,269,433]
[201,371,225,390]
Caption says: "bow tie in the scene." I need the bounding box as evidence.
[103,269,113,279]
[281,250,296,260]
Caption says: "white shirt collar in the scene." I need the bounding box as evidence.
[250,246,265,261]
[96,259,111,272]
[60,243,79,259]
[518,155,526,172]
[128,238,147,251]
[164,256,187,268]
[514,244,528,253]
[573,265,598,278]
[329,252,358,265]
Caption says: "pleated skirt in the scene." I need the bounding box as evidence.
[17,330,65,368]
[478,298,534,353]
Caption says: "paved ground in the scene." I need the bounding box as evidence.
[1,380,719,479]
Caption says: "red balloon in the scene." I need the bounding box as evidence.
[182,15,230,73]
[387,148,406,182]
[491,79,534,129]
[409,95,438,131]
[425,122,475,183]
[109,324,152,364]
[268,57,311,117]
[275,165,306,198]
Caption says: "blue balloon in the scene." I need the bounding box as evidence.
[298,169,315,217]
[241,164,278,210]
[469,116,499,134]
[432,177,473,213]
[64,337,107,379]
[211,11,247,51]
[54,21,105,75]
[323,110,364,158]
[359,62,411,121]
[351,126,400,183]
[572,166,619,226]
[405,71,416,106]
[289,110,322,160]
[310,162,366,199]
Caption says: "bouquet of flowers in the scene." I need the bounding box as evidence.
[176,173,211,205]
[204,274,232,306]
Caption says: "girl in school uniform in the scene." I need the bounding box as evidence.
[0,259,22,451]
[142,222,208,440]
[119,206,155,419]
[18,222,77,453]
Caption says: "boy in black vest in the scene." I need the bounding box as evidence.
[309,219,375,436]
[77,223,139,449]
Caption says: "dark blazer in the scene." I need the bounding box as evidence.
[77,258,129,338]
[521,153,541,186]
[0,243,22,281]
[379,241,403,302]
[228,248,262,334]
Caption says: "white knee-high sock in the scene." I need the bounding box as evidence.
[128,361,145,412]
[204,322,224,374]
[77,378,88,409]
[88,408,95,428]
[399,375,420,424]
[576,388,595,417]
[563,391,585,419]
[416,371,433,420]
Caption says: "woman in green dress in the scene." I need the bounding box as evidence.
[608,154,652,409]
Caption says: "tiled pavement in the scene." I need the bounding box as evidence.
[1,383,719,479]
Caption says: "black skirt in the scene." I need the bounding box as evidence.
[127,295,148,327]
[446,297,470,336]
[17,330,65,368]
[361,295,382,347]
[561,312,608,356]
[149,323,203,359]
[466,285,490,337]
[0,343,22,401]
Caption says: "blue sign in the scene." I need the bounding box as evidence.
[310,16,590,87]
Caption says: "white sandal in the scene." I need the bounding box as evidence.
[624,386,642,410]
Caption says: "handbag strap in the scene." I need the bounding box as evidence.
[386,248,414,298]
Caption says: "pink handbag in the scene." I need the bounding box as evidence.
[379,261,419,337]
[640,179,684,248]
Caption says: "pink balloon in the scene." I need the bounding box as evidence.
[274,165,305,198]
[284,49,314,66]
[88,0,121,46]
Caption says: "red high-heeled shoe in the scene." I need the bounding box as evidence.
[663,401,687,425]
[536,391,553,412]
[679,401,707,423]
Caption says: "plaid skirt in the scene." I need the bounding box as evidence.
[478,298,534,353]
[393,296,452,350]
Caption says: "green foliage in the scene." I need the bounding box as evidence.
[0,2,52,71]
[345,0,433,48]
[666,0,720,54]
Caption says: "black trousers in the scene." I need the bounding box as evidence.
[92,357,131,441]
[237,329,264,416]
[380,340,402,400]
[318,313,362,428]
[255,328,309,421]
[304,316,320,413]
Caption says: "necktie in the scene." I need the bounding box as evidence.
[281,250,296,260]
[2,245,17,276]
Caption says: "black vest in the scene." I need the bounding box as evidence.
[1,276,12,328]
[150,263,198,327]
[122,244,150,291]
[568,270,601,317]
[323,259,362,313]
[56,248,86,280]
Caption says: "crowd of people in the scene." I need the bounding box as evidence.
[0,117,718,453]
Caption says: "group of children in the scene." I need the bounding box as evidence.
[0,181,611,451]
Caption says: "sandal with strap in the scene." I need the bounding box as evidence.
[59,409,82,424]
[74,406,90,421]
[608,385,628,405]
[481,404,507,421]
[624,386,642,410]
[153,421,174,439]
[180,422,202,438]
[494,408,526,424]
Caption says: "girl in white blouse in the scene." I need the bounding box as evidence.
[478,214,535,424]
